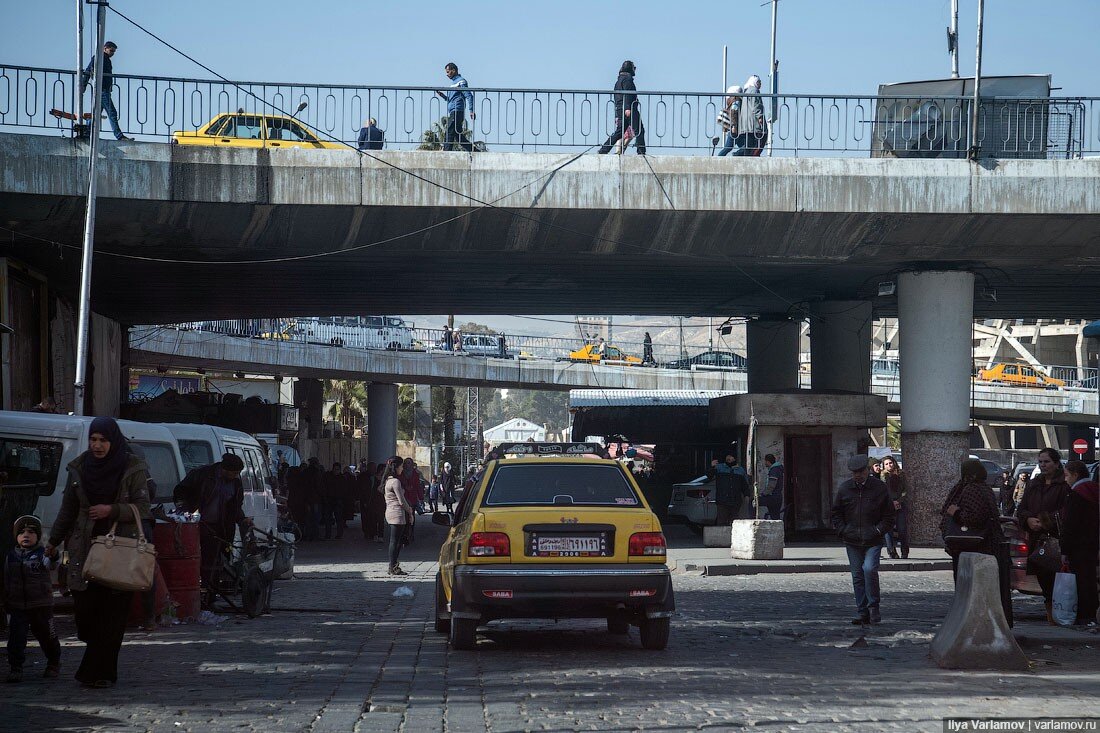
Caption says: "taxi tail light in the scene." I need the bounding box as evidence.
[629,532,667,556]
[469,532,510,557]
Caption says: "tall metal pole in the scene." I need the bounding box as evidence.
[949,0,960,78]
[769,0,779,121]
[968,0,985,159]
[76,0,85,125]
[722,45,728,92]
[73,1,107,416]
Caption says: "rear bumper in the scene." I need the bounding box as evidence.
[451,564,674,621]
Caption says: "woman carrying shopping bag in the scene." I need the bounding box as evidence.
[46,417,152,688]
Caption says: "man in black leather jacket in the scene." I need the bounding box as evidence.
[831,455,895,625]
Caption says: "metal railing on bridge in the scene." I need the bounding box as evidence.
[2,64,1095,157]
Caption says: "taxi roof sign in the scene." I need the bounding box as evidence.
[495,442,606,457]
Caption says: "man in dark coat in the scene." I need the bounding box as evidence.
[831,455,895,625]
[597,60,647,155]
[321,463,345,540]
[173,453,253,607]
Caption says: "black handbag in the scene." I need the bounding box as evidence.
[1027,534,1062,575]
[942,514,987,554]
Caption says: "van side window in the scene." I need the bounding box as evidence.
[225,446,254,492]
[0,439,63,497]
[178,440,214,474]
[243,449,265,493]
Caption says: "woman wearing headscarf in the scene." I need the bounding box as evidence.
[941,459,1002,579]
[1015,447,1070,622]
[382,457,413,575]
[46,417,151,688]
[1060,460,1098,626]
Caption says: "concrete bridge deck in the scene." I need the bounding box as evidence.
[2,133,1098,322]
[128,326,1098,426]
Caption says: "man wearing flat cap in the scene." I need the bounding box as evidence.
[174,453,254,607]
[830,454,895,625]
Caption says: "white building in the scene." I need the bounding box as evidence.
[484,418,546,444]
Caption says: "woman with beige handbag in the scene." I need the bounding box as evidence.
[46,416,151,688]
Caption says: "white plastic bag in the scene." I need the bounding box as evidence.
[392,586,414,598]
[1052,571,1078,626]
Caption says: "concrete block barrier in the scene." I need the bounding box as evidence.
[930,552,1029,670]
[729,520,784,560]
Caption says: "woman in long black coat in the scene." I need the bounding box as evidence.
[1061,460,1099,626]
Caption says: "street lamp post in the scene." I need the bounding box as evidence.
[73,0,107,416]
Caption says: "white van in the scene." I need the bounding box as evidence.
[161,424,279,535]
[299,315,414,350]
[0,412,185,539]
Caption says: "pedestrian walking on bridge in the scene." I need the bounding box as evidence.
[437,63,475,152]
[597,60,647,155]
[81,41,130,141]
[831,455,894,625]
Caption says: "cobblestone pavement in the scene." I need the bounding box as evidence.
[4,520,1099,733]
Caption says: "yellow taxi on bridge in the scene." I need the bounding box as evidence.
[566,343,643,366]
[171,110,343,150]
[432,442,674,650]
[977,362,1065,389]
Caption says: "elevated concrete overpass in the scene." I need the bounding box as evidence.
[2,133,1099,322]
[129,326,1098,427]
[127,326,744,392]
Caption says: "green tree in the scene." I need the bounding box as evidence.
[501,390,569,435]
[417,116,487,152]
[324,379,367,433]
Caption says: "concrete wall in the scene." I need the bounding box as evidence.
[710,392,887,430]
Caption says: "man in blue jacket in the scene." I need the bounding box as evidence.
[437,63,475,152]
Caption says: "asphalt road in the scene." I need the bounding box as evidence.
[4,519,1098,733]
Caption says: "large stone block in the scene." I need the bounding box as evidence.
[930,552,1029,670]
[729,520,784,560]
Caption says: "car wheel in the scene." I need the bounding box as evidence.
[388,341,399,351]
[640,617,670,650]
[449,616,478,650]
[686,522,704,536]
[607,616,630,635]
[434,573,450,633]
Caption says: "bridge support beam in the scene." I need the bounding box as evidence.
[747,316,801,393]
[368,382,399,465]
[809,301,872,393]
[899,271,974,546]
[293,378,324,439]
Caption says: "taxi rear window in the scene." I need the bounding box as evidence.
[483,464,639,507]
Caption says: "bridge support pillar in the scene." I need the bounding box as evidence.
[293,378,324,439]
[368,382,399,465]
[747,316,801,393]
[899,271,974,546]
[809,301,872,393]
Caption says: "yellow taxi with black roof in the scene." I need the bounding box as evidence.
[432,442,674,650]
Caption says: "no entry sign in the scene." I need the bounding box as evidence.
[1073,438,1089,455]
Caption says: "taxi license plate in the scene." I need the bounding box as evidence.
[532,535,606,557]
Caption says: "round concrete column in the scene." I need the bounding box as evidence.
[367,382,399,465]
[809,301,872,393]
[898,271,974,545]
[747,316,801,393]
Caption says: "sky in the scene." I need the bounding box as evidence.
[5,0,1099,98]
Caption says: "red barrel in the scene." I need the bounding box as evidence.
[153,522,202,620]
[154,522,200,559]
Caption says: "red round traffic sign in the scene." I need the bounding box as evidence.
[1073,438,1089,455]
